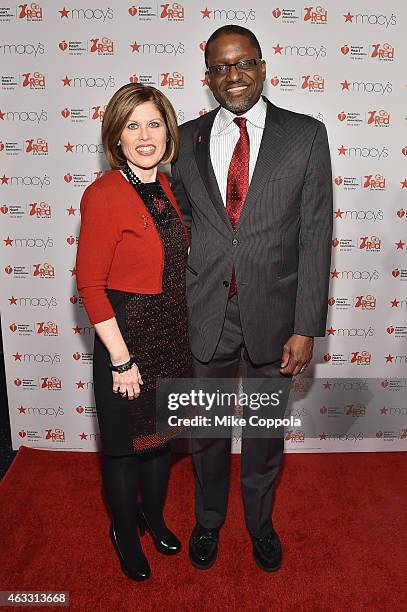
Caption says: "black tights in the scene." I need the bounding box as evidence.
[102,444,171,562]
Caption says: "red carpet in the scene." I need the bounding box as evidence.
[1,447,406,611]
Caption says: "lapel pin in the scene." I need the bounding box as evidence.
[198,135,202,143]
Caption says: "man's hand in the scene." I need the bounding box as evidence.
[280,334,314,376]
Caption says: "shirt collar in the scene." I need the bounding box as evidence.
[214,96,267,134]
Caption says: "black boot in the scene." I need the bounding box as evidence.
[139,445,181,555]
[102,454,151,580]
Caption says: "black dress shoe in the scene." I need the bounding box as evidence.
[189,524,219,569]
[252,529,282,572]
[109,525,151,581]
[138,509,181,555]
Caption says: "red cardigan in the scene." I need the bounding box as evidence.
[76,169,188,324]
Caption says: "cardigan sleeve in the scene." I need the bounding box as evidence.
[76,181,121,325]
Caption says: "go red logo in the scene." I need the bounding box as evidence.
[371,43,394,60]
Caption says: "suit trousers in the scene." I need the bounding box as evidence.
[191,294,289,539]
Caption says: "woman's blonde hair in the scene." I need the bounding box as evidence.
[102,83,179,169]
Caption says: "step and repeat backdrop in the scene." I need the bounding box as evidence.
[1,1,406,453]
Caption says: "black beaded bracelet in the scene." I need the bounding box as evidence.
[109,357,134,373]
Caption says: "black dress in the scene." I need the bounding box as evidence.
[92,172,192,456]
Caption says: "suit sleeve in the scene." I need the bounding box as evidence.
[75,183,121,325]
[171,155,192,232]
[293,122,333,337]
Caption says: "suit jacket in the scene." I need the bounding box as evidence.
[171,97,333,364]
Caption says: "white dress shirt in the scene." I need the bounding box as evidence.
[210,96,267,205]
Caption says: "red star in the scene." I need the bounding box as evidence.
[0,109,5,120]
[327,326,336,336]
[343,12,353,22]
[341,80,350,90]
[380,407,388,414]
[18,405,26,413]
[201,75,209,87]
[9,296,17,305]
[320,432,327,440]
[273,43,283,55]
[76,380,85,389]
[395,240,405,250]
[79,432,88,440]
[72,325,82,334]
[323,381,332,389]
[4,236,12,246]
[201,7,211,18]
[64,142,74,152]
[335,209,344,218]
[67,206,76,215]
[131,41,141,52]
[401,179,407,189]
[13,352,22,361]
[338,145,347,156]
[69,267,76,276]
[385,354,394,363]
[391,298,399,308]
[330,268,340,278]
[62,75,72,86]
[1,175,9,184]
[59,7,69,18]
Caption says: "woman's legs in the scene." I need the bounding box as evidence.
[101,453,145,565]
[139,444,171,532]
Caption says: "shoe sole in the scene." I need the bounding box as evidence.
[189,548,218,570]
[253,555,281,573]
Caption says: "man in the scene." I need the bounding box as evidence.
[171,25,332,572]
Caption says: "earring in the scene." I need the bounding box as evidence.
[117,141,121,147]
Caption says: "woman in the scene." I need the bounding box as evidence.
[76,83,191,581]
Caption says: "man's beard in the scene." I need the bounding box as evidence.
[221,92,257,115]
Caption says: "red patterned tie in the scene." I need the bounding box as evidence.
[226,117,250,297]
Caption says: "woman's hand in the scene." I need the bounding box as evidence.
[112,363,144,400]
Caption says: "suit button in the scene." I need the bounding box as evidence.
[223,280,229,287]
[232,238,239,246]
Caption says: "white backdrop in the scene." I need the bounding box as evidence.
[1,1,406,453]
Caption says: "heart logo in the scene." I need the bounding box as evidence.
[387,326,394,334]
[76,405,84,414]
[272,8,281,18]
[64,173,72,183]
[270,77,280,86]
[129,74,138,83]
[199,41,206,51]
[337,112,346,121]
[9,323,17,332]
[19,430,27,438]
[341,45,350,55]
[59,40,68,51]
[402,147,407,156]
[61,108,70,119]
[392,269,400,278]
[332,238,339,247]
[70,295,78,304]
[67,236,75,245]
[328,297,335,306]
[0,141,5,152]
[1,205,8,214]
[320,406,327,414]
[381,380,389,387]
[376,431,383,438]
[128,6,137,16]
[73,352,81,360]
[323,354,332,362]
[397,209,405,218]
[14,378,22,386]
[334,176,343,186]
[5,265,12,274]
